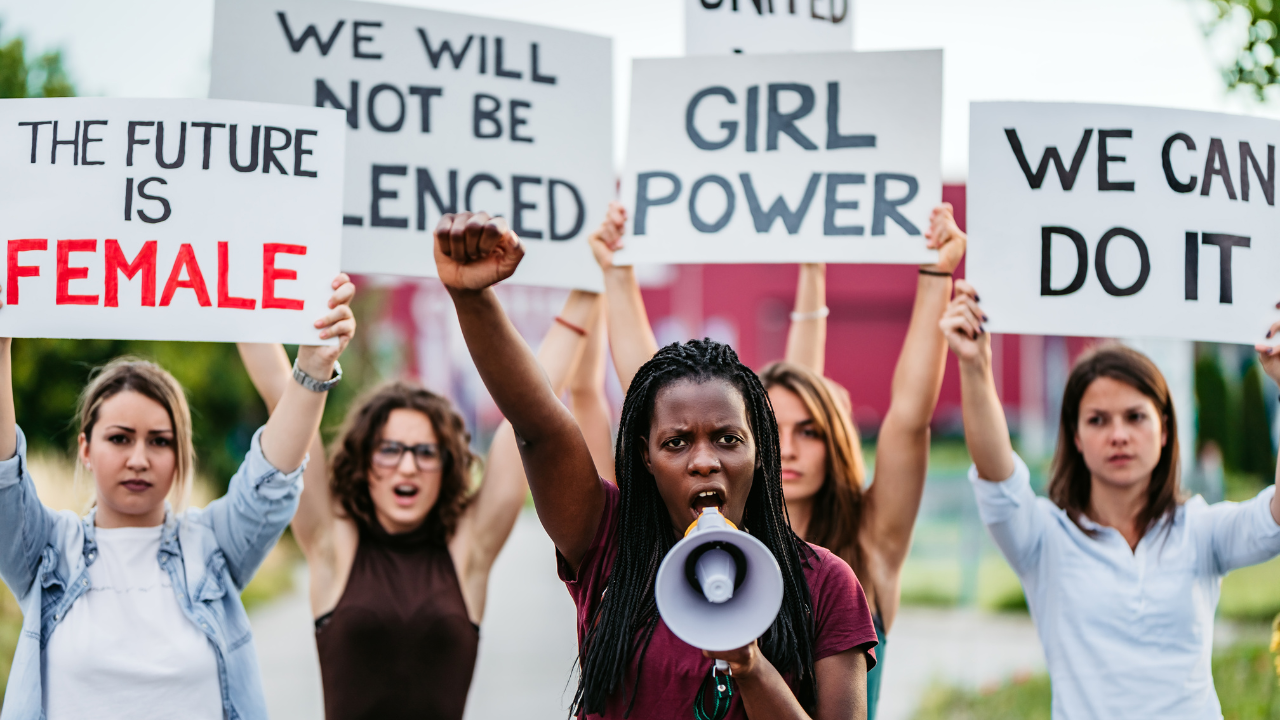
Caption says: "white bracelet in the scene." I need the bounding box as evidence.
[790,307,830,322]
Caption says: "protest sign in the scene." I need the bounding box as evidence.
[615,50,941,266]
[210,0,612,292]
[968,102,1280,346]
[685,0,853,56]
[0,97,345,344]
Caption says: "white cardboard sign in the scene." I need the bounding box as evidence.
[0,97,345,344]
[210,0,612,292]
[968,102,1280,346]
[685,0,853,56]
[616,50,941,266]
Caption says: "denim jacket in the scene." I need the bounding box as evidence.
[0,425,304,720]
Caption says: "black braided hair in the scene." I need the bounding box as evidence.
[569,339,817,718]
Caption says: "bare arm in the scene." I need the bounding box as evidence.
[0,339,12,461]
[435,213,603,569]
[570,303,616,482]
[942,280,1014,483]
[258,275,356,474]
[237,343,333,554]
[784,264,828,375]
[458,289,601,616]
[705,642,866,720]
[862,205,967,600]
[591,202,659,392]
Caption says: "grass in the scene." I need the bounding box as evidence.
[914,640,1280,720]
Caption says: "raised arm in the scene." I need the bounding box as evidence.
[569,305,616,482]
[784,264,828,374]
[942,280,1014,482]
[590,202,658,392]
[258,274,355,474]
[434,213,602,569]
[236,342,332,554]
[455,289,600,619]
[862,205,967,593]
[0,334,60,598]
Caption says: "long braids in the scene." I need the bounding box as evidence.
[569,339,818,717]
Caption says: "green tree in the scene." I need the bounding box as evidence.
[0,23,74,99]
[1240,361,1275,478]
[1197,351,1235,463]
[1203,0,1280,98]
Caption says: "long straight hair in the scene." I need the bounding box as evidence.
[571,340,818,717]
[1049,344,1181,537]
[760,361,867,575]
[77,357,195,513]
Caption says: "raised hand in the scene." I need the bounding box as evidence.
[922,202,966,275]
[940,279,989,364]
[1255,305,1280,384]
[296,273,356,379]
[588,201,627,271]
[434,212,526,291]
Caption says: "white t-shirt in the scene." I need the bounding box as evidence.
[42,524,223,720]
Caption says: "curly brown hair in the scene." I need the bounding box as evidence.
[330,381,475,542]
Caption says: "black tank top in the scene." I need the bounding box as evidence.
[315,519,479,720]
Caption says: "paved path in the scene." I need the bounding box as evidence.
[249,510,1047,720]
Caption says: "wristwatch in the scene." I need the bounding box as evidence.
[292,357,342,393]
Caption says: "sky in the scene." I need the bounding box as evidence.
[0,0,1271,180]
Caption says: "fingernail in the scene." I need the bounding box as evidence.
[983,315,989,322]
[975,295,981,302]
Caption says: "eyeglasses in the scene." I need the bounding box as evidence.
[372,441,442,471]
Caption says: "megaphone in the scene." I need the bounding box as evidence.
[655,507,784,655]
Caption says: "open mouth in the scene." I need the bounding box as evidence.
[120,479,153,492]
[690,489,723,520]
[393,484,420,498]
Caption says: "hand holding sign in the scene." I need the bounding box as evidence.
[433,213,525,291]
[923,203,967,275]
[940,280,989,364]
[298,273,357,379]
[588,202,628,271]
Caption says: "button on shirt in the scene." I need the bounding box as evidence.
[971,454,1280,720]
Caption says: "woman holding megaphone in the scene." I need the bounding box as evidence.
[0,274,355,720]
[942,280,1280,717]
[435,211,878,720]
[236,287,600,720]
[589,201,967,719]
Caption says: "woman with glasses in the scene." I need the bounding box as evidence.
[235,289,600,720]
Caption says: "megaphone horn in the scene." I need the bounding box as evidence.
[655,507,785,654]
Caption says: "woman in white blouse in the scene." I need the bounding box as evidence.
[941,279,1280,719]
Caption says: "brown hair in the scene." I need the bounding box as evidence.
[78,357,195,512]
[330,381,475,542]
[1049,344,1181,537]
[760,361,867,573]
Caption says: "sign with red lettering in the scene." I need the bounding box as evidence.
[209,0,612,292]
[969,102,1280,345]
[0,97,346,343]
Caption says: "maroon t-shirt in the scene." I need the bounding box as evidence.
[558,479,878,719]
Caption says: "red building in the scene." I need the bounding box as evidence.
[380,184,1096,449]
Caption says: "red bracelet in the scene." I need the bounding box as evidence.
[555,316,588,336]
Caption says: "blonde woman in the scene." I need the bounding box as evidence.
[0,274,355,720]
